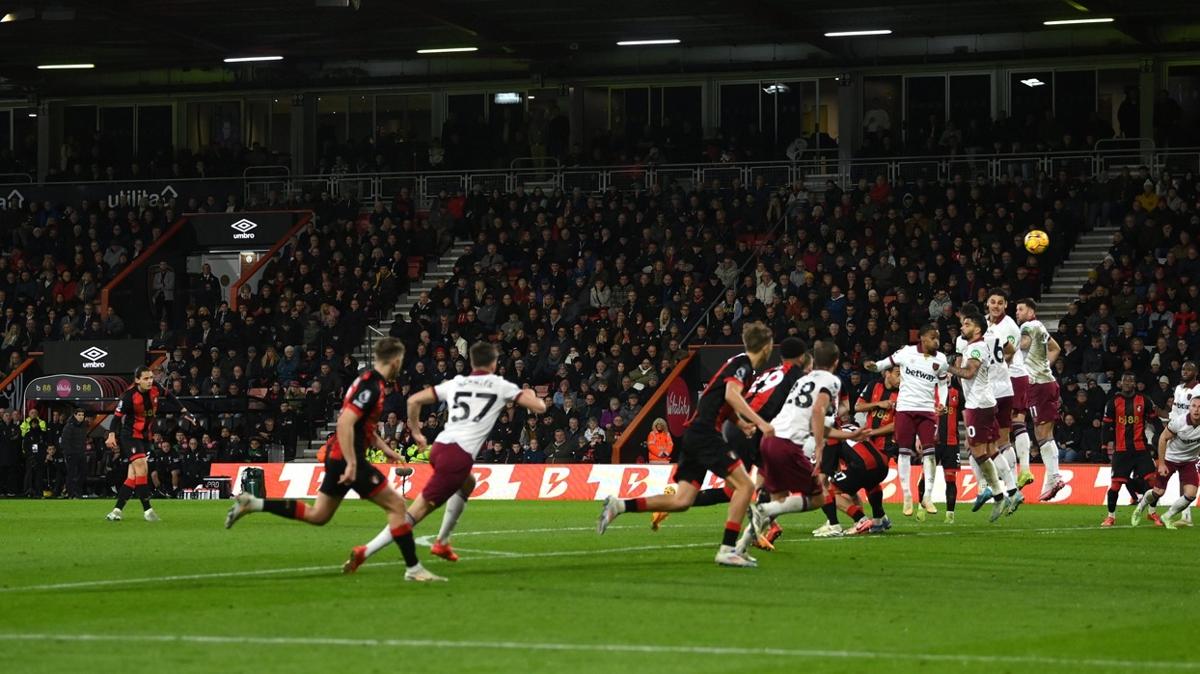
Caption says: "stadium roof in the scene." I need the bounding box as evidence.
[1,0,1198,92]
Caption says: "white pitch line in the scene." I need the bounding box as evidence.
[0,633,1195,670]
[0,523,1139,594]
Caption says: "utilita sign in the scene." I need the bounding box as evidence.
[0,179,240,212]
[664,376,693,436]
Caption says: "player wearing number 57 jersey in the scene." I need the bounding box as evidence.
[347,342,548,574]
[226,338,447,583]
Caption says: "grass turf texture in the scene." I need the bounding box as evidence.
[0,500,1195,674]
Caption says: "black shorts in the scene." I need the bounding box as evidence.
[722,420,761,469]
[319,456,389,499]
[673,428,744,488]
[936,444,961,471]
[120,437,153,461]
[831,442,889,495]
[832,463,889,495]
[1111,451,1156,482]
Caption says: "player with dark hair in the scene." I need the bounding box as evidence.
[651,337,808,542]
[1162,361,1199,524]
[864,323,949,519]
[105,366,193,522]
[1133,397,1200,529]
[947,308,1012,521]
[225,338,445,582]
[1102,373,1161,527]
[598,322,776,568]
[345,341,547,574]
[932,376,964,523]
[1015,298,1065,501]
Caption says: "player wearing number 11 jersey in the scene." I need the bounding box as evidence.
[346,342,548,575]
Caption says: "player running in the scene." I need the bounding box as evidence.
[597,322,776,568]
[864,323,949,520]
[345,342,547,573]
[650,337,808,539]
[985,290,1029,510]
[1101,373,1161,527]
[1164,361,1199,525]
[1132,397,1200,529]
[750,342,863,540]
[1014,298,1065,501]
[946,309,1012,521]
[105,366,194,523]
[224,338,445,582]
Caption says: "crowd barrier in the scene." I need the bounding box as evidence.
[207,463,1179,505]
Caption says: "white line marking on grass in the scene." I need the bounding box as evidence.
[0,523,1136,594]
[0,633,1195,670]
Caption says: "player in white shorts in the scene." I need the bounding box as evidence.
[1132,397,1200,529]
[864,323,948,521]
[947,308,1012,522]
[344,342,547,575]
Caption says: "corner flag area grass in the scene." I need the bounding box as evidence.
[0,500,1195,673]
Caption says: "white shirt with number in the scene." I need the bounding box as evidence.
[1021,319,1054,385]
[876,345,949,413]
[1165,416,1200,463]
[957,337,997,410]
[772,369,842,447]
[432,373,524,459]
[1171,383,1200,425]
[984,316,1012,395]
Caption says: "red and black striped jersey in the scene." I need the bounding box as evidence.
[686,353,754,435]
[328,368,388,461]
[1104,393,1156,453]
[743,360,804,421]
[936,379,963,446]
[113,383,174,441]
[859,381,898,452]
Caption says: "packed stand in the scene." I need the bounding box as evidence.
[1053,165,1200,462]
[387,169,1093,464]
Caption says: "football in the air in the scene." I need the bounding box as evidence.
[1024,229,1050,254]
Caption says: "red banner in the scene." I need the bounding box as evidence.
[208,463,1185,505]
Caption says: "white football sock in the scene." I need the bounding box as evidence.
[997,446,1017,491]
[247,495,264,511]
[437,492,467,543]
[1167,495,1195,519]
[980,458,1004,493]
[922,455,937,503]
[761,495,809,517]
[364,524,393,559]
[969,454,983,492]
[1040,438,1061,489]
[898,454,913,501]
[1184,506,1193,523]
[1014,432,1031,472]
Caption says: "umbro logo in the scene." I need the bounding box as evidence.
[80,347,108,368]
[231,219,258,239]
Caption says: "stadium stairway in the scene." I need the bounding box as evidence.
[298,238,475,460]
[1039,224,1119,332]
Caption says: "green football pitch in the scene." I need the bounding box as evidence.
[0,499,1196,674]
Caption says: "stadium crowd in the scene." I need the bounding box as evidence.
[1,147,1196,498]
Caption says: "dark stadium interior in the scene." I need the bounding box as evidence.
[0,0,1198,501]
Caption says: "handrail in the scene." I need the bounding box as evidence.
[0,351,42,399]
[99,216,190,316]
[228,211,315,310]
[243,165,290,178]
[680,216,785,346]
[612,349,697,463]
